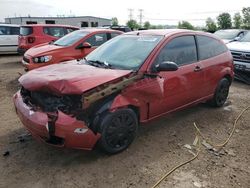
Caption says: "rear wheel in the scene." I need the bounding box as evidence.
[98,108,138,154]
[209,78,230,107]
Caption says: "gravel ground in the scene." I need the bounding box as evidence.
[0,55,249,188]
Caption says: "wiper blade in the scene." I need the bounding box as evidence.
[88,59,112,68]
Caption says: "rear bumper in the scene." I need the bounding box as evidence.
[13,91,100,150]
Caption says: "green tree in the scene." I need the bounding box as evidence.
[242,7,250,29]
[233,12,242,28]
[206,17,217,33]
[178,21,194,30]
[143,21,151,29]
[217,12,232,29]
[111,17,119,26]
[126,19,139,30]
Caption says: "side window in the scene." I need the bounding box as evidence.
[154,36,197,66]
[66,28,75,34]
[85,33,107,46]
[0,26,10,35]
[197,35,227,60]
[111,33,120,38]
[43,27,66,37]
[10,27,20,35]
[238,32,244,38]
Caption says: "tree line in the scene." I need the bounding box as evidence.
[111,7,250,32]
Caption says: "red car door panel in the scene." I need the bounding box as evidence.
[146,35,205,118]
[149,62,204,118]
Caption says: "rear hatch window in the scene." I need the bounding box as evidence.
[20,27,33,36]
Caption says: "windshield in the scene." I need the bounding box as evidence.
[85,35,163,70]
[240,32,250,42]
[214,30,240,40]
[54,30,89,46]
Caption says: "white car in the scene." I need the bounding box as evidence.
[214,29,247,44]
[0,24,20,54]
[227,32,250,84]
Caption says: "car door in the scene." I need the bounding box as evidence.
[0,26,19,53]
[148,35,205,118]
[9,26,19,52]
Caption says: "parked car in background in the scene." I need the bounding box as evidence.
[227,32,250,84]
[101,25,132,32]
[14,29,233,154]
[214,29,247,44]
[22,29,122,71]
[18,24,79,54]
[0,24,20,54]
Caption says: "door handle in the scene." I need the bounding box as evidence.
[194,66,202,72]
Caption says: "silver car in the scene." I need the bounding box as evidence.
[214,29,247,44]
[227,32,250,84]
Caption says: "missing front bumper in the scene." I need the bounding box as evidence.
[13,91,101,150]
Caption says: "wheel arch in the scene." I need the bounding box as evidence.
[223,74,233,85]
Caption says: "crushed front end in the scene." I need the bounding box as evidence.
[13,87,100,150]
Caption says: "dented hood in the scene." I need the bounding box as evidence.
[19,61,132,95]
[25,44,64,57]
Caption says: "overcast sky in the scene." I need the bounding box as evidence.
[0,0,249,26]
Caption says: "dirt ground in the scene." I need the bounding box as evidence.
[0,55,249,188]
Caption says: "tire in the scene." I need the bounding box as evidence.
[209,78,230,107]
[98,108,138,154]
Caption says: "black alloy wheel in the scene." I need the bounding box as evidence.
[98,108,138,154]
[209,78,230,107]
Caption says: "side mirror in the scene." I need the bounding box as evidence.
[76,42,92,49]
[155,61,178,72]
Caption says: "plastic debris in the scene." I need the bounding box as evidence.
[184,144,192,150]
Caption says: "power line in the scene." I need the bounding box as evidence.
[128,9,134,20]
[138,9,144,26]
[144,17,209,21]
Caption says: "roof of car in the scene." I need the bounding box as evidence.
[20,24,79,28]
[0,23,20,27]
[126,29,196,36]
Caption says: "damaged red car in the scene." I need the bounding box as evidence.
[14,29,234,154]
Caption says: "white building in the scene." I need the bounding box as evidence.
[5,16,111,27]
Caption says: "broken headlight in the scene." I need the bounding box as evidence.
[21,87,82,114]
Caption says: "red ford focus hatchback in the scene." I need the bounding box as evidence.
[14,29,234,154]
[22,29,123,71]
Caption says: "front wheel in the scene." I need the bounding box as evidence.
[98,108,138,154]
[209,78,230,107]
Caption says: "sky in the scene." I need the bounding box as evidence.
[0,0,249,26]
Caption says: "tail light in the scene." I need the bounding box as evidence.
[27,36,35,43]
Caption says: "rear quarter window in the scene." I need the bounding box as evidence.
[43,27,66,37]
[20,27,33,36]
[196,35,228,60]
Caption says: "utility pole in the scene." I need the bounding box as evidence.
[128,9,134,20]
[138,9,144,26]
